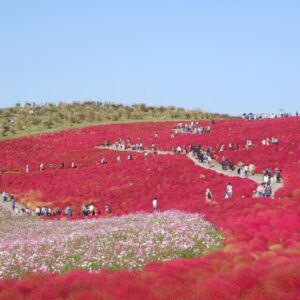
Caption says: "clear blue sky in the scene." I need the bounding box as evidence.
[0,1,299,114]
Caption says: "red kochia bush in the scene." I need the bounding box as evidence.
[2,117,300,202]
[2,256,300,299]
[1,117,300,298]
[0,150,256,216]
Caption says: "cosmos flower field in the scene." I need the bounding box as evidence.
[0,209,222,278]
[1,117,300,299]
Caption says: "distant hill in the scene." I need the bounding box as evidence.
[0,101,232,139]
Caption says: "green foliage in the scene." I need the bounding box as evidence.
[0,101,233,140]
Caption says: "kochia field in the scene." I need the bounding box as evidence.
[1,117,300,299]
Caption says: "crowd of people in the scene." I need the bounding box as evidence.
[101,136,163,160]
[111,138,145,151]
[2,190,114,217]
[35,206,62,216]
[253,168,281,198]
[1,192,114,218]
[34,203,113,217]
[102,136,160,153]
[242,112,298,120]
[256,183,272,198]
[177,121,212,135]
[220,156,256,176]
[189,134,279,160]
[190,145,214,167]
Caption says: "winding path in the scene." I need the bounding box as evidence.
[98,145,283,198]
[186,152,283,198]
[0,144,283,215]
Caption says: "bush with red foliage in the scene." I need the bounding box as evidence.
[1,152,256,215]
[1,117,300,299]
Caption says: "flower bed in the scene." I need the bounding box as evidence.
[0,210,222,279]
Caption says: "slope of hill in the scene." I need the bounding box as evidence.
[1,117,300,299]
[0,102,231,140]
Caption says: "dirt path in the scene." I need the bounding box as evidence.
[99,145,283,198]
[186,152,283,198]
[0,197,29,216]
[97,145,174,155]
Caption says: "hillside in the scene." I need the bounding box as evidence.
[1,117,300,299]
[0,102,231,140]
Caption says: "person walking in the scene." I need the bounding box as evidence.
[205,188,213,204]
[225,182,233,199]
[89,203,95,216]
[152,197,158,212]
[221,156,227,170]
[82,204,88,216]
[104,203,111,213]
[265,184,272,197]
[2,191,7,202]
[65,206,72,217]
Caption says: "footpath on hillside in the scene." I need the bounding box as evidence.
[0,196,29,216]
[0,144,283,217]
[98,145,283,198]
[186,152,283,198]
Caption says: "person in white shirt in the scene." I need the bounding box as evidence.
[225,183,233,199]
[35,207,41,216]
[263,175,269,184]
[89,203,95,215]
[152,197,158,212]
